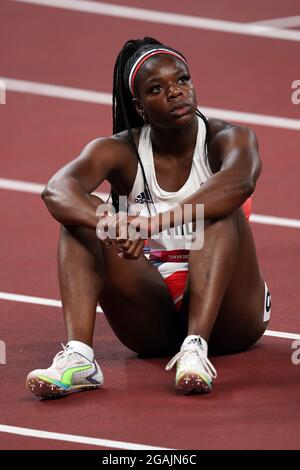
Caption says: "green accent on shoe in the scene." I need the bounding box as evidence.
[38,376,70,390]
[38,364,93,389]
[61,365,93,386]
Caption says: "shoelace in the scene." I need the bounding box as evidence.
[165,344,217,380]
[52,344,76,369]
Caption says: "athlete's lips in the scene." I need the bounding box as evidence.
[169,102,191,117]
[170,101,190,112]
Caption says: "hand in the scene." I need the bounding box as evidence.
[96,212,154,259]
[113,238,145,260]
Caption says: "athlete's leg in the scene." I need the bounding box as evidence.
[27,195,182,398]
[183,208,268,354]
[58,196,181,357]
[165,208,268,394]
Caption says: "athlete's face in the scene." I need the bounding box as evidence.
[133,55,198,129]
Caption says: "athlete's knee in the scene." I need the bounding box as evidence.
[190,211,239,255]
[88,193,106,208]
[60,223,96,240]
[60,223,104,259]
[205,208,242,229]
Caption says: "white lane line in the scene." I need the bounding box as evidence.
[199,106,300,132]
[0,291,102,313]
[2,78,300,131]
[0,177,300,229]
[0,178,45,194]
[1,291,300,341]
[0,424,172,450]
[2,77,112,105]
[264,330,300,341]
[0,178,108,201]
[0,291,63,308]
[250,214,300,229]
[12,0,300,42]
[252,15,300,29]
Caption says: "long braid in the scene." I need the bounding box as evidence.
[196,109,210,152]
[111,37,162,212]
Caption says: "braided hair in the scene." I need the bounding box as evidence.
[111,37,210,212]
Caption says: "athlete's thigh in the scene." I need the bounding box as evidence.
[209,210,268,354]
[99,246,182,356]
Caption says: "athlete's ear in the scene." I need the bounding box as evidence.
[132,97,144,119]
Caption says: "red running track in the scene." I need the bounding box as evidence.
[0,0,300,450]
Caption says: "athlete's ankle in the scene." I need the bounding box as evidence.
[66,340,94,362]
[182,335,208,357]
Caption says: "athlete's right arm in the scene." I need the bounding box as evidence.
[42,137,125,228]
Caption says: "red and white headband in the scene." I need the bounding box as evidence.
[128,48,188,95]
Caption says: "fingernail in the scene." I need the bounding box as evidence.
[118,253,124,258]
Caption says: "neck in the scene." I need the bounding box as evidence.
[150,115,198,157]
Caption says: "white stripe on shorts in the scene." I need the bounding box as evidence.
[263,282,271,322]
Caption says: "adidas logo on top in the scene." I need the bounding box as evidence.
[186,337,202,347]
[134,188,152,204]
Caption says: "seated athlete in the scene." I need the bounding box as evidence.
[26,37,271,397]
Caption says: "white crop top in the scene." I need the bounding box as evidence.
[127,115,213,254]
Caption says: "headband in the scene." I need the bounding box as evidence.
[128,48,188,95]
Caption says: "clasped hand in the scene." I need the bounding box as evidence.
[96,211,155,259]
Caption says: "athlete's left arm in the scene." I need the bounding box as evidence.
[153,120,262,231]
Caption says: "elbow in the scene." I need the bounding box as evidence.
[241,160,261,198]
[240,179,255,199]
[41,185,49,201]
[41,180,59,209]
[41,184,53,204]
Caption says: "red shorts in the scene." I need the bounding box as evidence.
[163,270,188,312]
[148,197,252,311]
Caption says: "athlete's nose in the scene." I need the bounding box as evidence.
[167,84,183,99]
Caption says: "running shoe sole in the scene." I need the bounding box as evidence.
[26,376,102,399]
[175,373,212,395]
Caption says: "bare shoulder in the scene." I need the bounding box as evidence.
[208,118,256,145]
[208,118,232,142]
[48,129,140,195]
[206,118,232,172]
[79,128,141,194]
[207,118,258,172]
[80,130,134,163]
[74,129,138,178]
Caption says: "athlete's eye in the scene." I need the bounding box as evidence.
[149,85,162,94]
[178,75,190,84]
